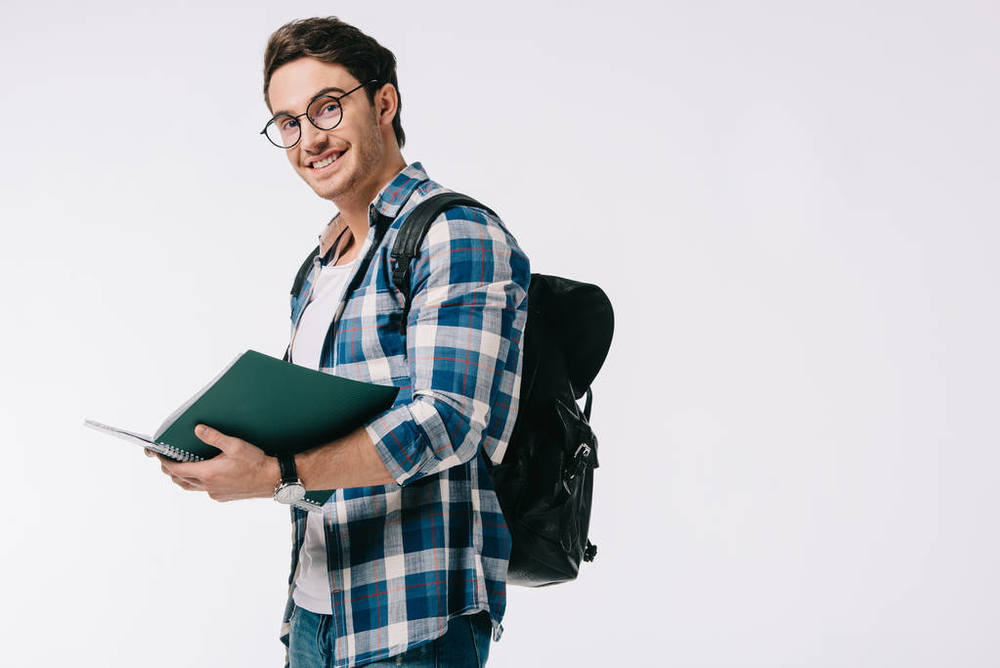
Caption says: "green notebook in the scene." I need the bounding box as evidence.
[84,350,399,510]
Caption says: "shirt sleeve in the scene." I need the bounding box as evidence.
[364,206,530,485]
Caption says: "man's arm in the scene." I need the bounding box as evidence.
[154,423,392,501]
[363,207,530,485]
[295,425,394,488]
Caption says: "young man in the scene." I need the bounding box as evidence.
[154,17,530,668]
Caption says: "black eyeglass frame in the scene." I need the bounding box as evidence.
[260,79,380,149]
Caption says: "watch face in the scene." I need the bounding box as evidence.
[275,482,306,504]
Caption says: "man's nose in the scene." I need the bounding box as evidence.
[300,120,328,153]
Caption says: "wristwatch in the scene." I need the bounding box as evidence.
[273,454,306,504]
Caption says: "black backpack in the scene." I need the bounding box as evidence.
[289,192,614,587]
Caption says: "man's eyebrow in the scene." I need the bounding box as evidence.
[271,86,349,116]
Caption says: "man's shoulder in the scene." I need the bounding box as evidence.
[396,180,514,243]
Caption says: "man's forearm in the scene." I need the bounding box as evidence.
[295,426,396,490]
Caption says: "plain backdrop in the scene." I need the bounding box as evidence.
[2,0,998,666]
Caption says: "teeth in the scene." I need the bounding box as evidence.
[312,153,341,169]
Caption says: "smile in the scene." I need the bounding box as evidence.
[310,150,345,169]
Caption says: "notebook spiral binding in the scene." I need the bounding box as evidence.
[153,442,205,463]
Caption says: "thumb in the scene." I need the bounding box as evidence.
[194,424,229,452]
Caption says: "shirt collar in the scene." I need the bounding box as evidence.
[369,161,431,220]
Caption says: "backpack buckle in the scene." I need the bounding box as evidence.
[562,443,593,493]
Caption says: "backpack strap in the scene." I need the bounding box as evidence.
[390,192,496,330]
[290,245,321,301]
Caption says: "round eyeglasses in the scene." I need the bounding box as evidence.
[261,80,378,149]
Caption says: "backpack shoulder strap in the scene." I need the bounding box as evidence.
[390,192,496,303]
[290,245,321,300]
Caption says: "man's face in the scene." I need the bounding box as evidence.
[267,58,385,202]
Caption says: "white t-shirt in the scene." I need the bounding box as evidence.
[289,254,357,614]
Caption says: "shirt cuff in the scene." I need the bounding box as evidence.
[365,394,476,486]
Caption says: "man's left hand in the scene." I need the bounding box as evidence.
[151,425,280,502]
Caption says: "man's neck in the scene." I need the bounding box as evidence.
[323,156,407,259]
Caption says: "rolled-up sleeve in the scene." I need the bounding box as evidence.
[364,206,530,485]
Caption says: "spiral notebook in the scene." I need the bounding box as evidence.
[84,350,399,511]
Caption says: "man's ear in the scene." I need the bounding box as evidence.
[374,83,399,128]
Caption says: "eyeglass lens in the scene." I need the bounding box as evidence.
[308,97,343,129]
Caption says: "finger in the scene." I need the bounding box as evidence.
[193,424,233,452]
[170,474,202,491]
[161,460,202,484]
[159,454,216,480]
[152,452,184,466]
[164,465,202,487]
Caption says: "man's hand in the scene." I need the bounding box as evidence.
[146,425,280,502]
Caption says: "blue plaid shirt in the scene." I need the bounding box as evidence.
[280,163,530,667]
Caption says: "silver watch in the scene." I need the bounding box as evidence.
[273,454,306,504]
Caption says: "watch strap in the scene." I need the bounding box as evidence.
[277,454,299,484]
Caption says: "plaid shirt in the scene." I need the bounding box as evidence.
[279,163,530,667]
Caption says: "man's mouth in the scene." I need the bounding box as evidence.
[310,150,345,169]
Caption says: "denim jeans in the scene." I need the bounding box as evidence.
[288,606,492,667]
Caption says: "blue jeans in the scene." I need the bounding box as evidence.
[288,606,492,667]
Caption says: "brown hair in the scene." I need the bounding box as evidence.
[263,17,406,148]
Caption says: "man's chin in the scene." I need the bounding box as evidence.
[311,184,345,200]
[302,173,346,201]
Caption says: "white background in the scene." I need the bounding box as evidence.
[2,0,998,666]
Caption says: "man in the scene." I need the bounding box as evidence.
[154,16,530,668]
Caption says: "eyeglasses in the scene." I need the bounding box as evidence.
[261,79,378,149]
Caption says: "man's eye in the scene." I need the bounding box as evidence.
[311,100,340,120]
[280,118,299,131]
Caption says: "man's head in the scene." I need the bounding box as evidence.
[263,18,406,204]
[264,17,405,148]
